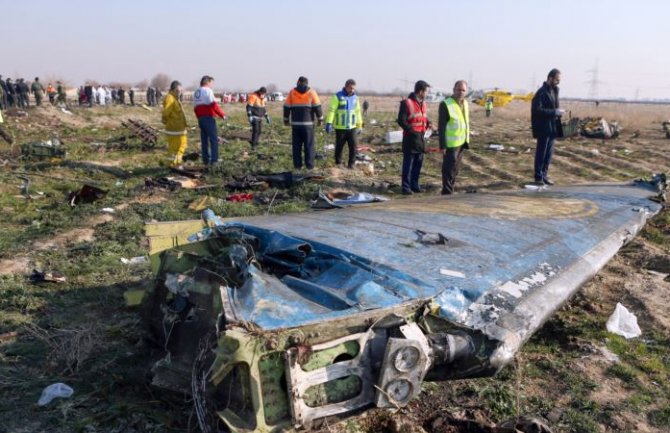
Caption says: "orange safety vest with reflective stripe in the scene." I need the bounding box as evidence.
[404,98,428,135]
[284,87,322,126]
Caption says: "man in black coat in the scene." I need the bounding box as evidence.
[397,80,432,194]
[531,68,564,185]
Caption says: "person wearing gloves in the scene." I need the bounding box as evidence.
[193,75,226,165]
[246,86,270,149]
[284,76,323,170]
[162,80,188,168]
[531,68,564,185]
[325,79,363,169]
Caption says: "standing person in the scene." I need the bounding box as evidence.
[56,81,66,104]
[18,79,30,108]
[31,77,45,107]
[439,80,470,195]
[155,88,162,104]
[6,78,16,107]
[118,87,126,105]
[193,75,226,165]
[97,85,106,106]
[128,87,135,106]
[362,99,369,116]
[531,68,564,185]
[397,80,432,194]
[84,84,93,107]
[484,96,493,117]
[325,79,363,169]
[162,80,188,167]
[146,86,155,106]
[46,83,56,104]
[283,76,323,170]
[246,86,270,149]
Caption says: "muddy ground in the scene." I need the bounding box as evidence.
[0,97,668,433]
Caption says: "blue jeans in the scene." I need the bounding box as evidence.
[534,135,555,181]
[198,116,219,165]
[401,151,423,192]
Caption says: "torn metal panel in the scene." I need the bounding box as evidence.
[142,178,664,432]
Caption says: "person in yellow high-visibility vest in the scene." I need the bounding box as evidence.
[439,80,470,195]
[485,97,493,117]
[161,80,188,167]
[325,79,363,168]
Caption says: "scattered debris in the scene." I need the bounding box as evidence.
[524,184,547,191]
[144,177,181,192]
[20,141,66,159]
[101,207,115,214]
[226,192,254,202]
[385,130,403,144]
[120,256,147,265]
[581,117,620,139]
[487,143,504,151]
[226,171,324,190]
[324,144,335,151]
[121,118,158,148]
[598,345,620,363]
[67,184,108,206]
[415,230,448,245]
[37,383,74,406]
[29,269,67,284]
[606,302,641,339]
[189,196,224,211]
[311,189,388,209]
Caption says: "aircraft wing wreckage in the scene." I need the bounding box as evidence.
[141,176,666,432]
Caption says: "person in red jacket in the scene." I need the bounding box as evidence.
[193,75,226,165]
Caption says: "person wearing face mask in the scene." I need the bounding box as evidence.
[439,80,470,195]
[325,79,363,169]
[531,68,564,185]
[162,80,189,168]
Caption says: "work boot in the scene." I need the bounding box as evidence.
[543,178,555,186]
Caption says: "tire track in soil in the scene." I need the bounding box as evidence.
[623,148,670,169]
[553,149,628,180]
[566,146,662,177]
[466,151,527,183]
[550,154,616,183]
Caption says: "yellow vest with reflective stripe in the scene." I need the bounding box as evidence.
[444,97,469,148]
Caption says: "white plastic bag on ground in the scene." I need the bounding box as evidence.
[606,302,641,339]
[38,382,73,406]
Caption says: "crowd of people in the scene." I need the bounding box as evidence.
[76,85,162,107]
[0,76,66,108]
[0,69,565,194]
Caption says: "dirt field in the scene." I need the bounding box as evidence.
[0,96,668,433]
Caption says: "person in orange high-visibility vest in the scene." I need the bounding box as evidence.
[284,76,323,170]
[397,80,432,194]
[246,87,271,148]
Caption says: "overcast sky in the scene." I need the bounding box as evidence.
[3,0,669,99]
